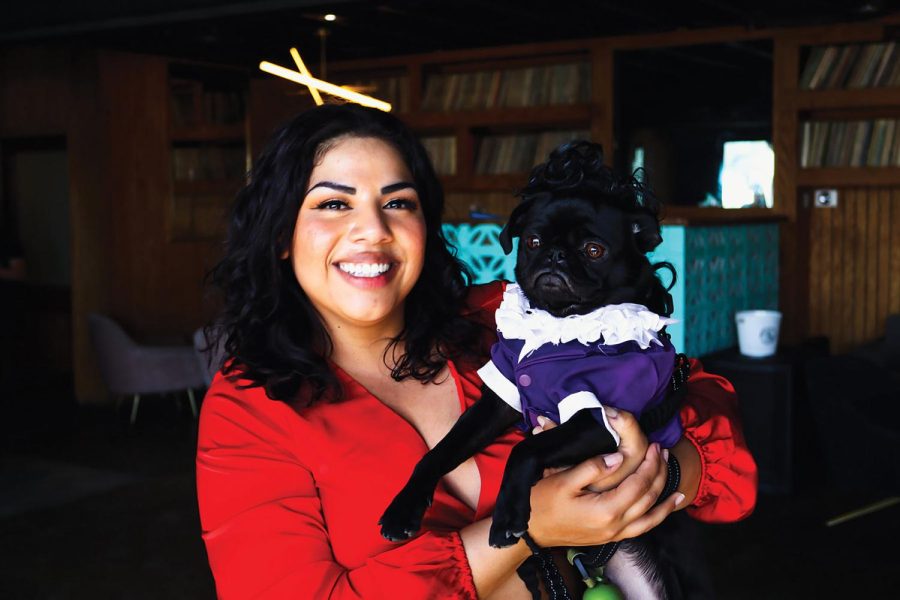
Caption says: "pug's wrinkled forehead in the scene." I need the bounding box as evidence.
[500,192,661,256]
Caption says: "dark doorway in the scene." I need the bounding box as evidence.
[1,136,72,393]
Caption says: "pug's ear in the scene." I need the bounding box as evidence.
[499,198,535,255]
[631,212,662,253]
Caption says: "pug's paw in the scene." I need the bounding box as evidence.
[489,501,530,548]
[379,488,433,542]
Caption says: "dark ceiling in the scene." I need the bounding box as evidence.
[1,0,895,70]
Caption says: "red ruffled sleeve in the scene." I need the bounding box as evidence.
[196,376,478,600]
[680,359,758,522]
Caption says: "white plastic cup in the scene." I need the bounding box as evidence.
[735,310,782,358]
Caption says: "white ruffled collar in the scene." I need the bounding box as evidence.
[496,283,676,361]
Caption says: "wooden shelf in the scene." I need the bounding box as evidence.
[171,124,245,142]
[796,166,900,186]
[795,87,900,111]
[661,206,786,225]
[438,174,540,192]
[173,179,244,195]
[403,104,592,130]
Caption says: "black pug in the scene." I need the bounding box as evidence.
[380,142,696,598]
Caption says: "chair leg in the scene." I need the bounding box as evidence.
[130,394,141,425]
[186,388,198,419]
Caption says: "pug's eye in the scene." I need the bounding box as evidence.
[584,242,606,259]
[525,235,542,249]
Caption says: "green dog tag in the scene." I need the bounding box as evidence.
[583,581,625,600]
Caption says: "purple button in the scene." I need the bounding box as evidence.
[518,373,532,387]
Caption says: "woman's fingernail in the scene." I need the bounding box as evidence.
[674,492,686,506]
[603,452,624,468]
[662,449,669,462]
[604,406,619,419]
[537,416,549,427]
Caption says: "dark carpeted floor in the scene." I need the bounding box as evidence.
[1,373,897,599]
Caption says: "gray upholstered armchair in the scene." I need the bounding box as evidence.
[88,313,205,425]
[192,327,226,387]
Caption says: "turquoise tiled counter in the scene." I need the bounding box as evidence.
[443,221,779,357]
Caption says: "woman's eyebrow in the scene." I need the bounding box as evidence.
[306,181,356,195]
[381,181,416,194]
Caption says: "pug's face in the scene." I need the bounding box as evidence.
[502,196,660,317]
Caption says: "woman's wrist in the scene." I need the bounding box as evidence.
[460,518,532,597]
[670,435,701,507]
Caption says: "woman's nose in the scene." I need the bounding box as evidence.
[350,203,392,244]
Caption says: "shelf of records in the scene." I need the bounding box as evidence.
[171,142,247,183]
[475,129,589,175]
[170,80,247,128]
[420,62,590,112]
[421,135,457,175]
[334,74,410,113]
[170,195,228,241]
[799,40,899,91]
[800,119,900,168]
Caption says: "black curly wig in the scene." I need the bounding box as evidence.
[206,104,484,404]
[510,140,676,316]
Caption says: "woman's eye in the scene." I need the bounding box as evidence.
[384,198,418,210]
[315,199,349,210]
[526,235,541,249]
[584,242,606,259]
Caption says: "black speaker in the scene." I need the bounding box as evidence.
[702,340,829,494]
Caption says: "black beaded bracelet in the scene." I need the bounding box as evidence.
[660,450,682,503]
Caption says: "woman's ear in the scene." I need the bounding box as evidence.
[631,212,662,253]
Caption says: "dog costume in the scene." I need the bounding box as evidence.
[477,283,682,447]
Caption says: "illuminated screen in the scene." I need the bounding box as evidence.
[719,140,774,209]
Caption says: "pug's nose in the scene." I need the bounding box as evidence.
[548,248,566,265]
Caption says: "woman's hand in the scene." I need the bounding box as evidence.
[533,407,650,493]
[525,409,684,548]
[526,439,682,548]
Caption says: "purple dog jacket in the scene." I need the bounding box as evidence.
[476,284,682,448]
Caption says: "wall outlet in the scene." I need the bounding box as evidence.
[813,188,838,208]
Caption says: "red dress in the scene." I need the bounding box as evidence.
[196,282,758,599]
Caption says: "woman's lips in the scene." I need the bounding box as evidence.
[334,254,398,288]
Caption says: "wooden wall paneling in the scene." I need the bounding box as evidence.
[877,189,891,329]
[806,186,900,352]
[841,189,856,351]
[589,42,614,163]
[865,191,880,340]
[407,59,423,112]
[67,51,114,403]
[455,126,474,180]
[832,190,847,351]
[808,193,824,335]
[0,46,72,136]
[855,190,868,343]
[892,188,900,315]
[773,39,804,344]
[99,52,218,351]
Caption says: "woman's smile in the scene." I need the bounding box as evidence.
[335,252,398,287]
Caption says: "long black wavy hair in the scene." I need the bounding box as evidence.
[207,103,483,404]
[514,140,676,316]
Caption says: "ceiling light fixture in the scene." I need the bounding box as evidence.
[260,49,392,112]
[323,13,337,22]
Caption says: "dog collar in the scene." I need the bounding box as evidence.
[496,283,676,360]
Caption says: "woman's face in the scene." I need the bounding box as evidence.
[289,136,426,336]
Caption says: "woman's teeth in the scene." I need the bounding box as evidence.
[338,262,391,278]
